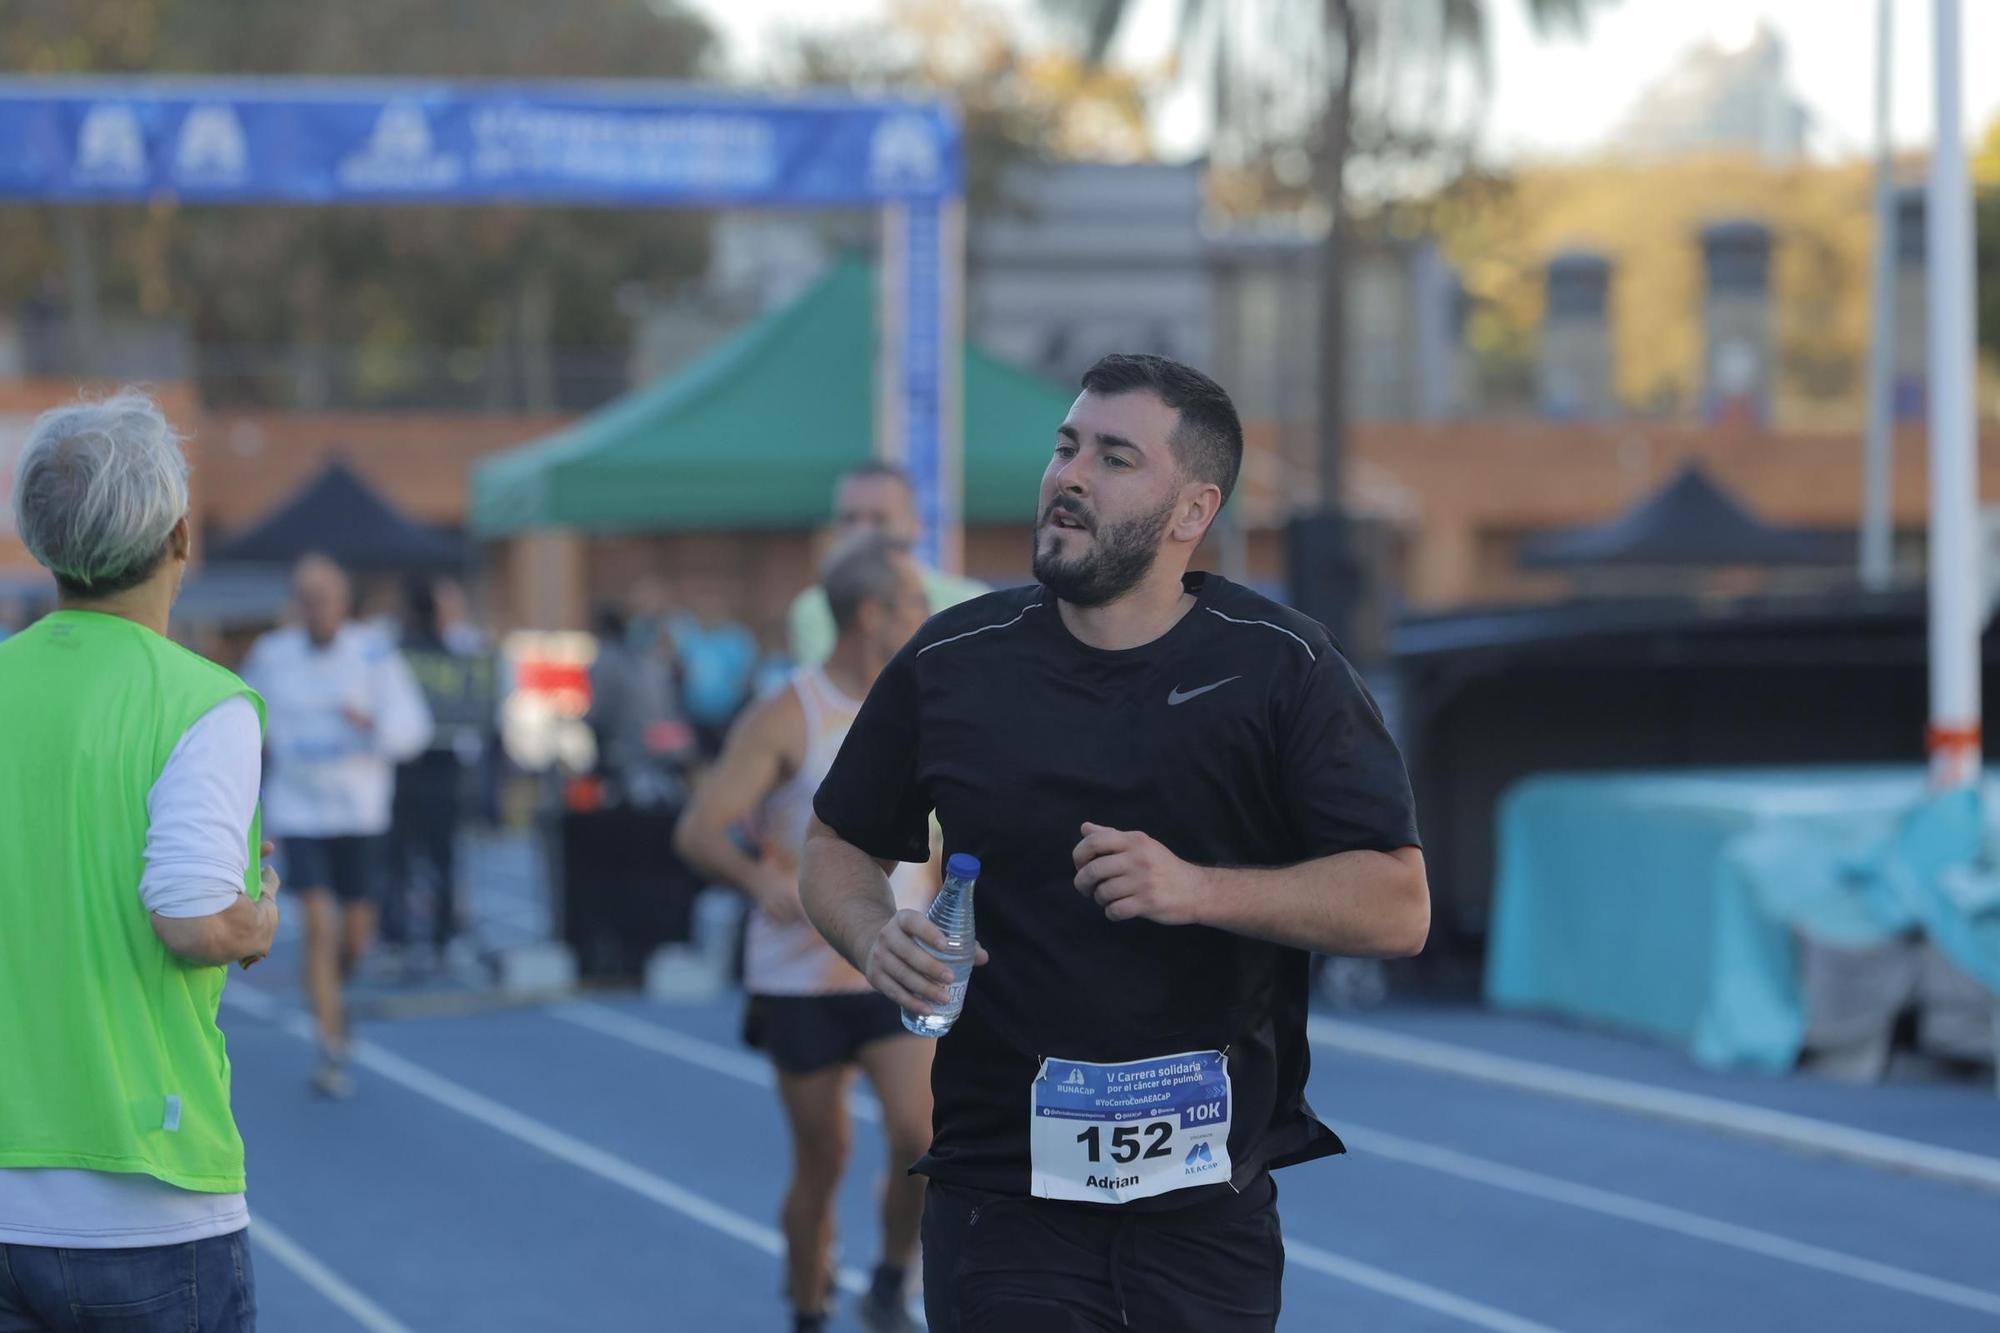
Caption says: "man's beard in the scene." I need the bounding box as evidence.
[1032,493,1176,608]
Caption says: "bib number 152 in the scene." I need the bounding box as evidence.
[1076,1120,1174,1165]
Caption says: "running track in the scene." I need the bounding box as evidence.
[216,963,2000,1331]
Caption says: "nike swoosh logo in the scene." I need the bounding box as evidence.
[1167,676,1241,706]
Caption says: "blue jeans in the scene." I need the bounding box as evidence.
[0,1229,254,1332]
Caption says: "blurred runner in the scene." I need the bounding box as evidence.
[387,578,497,975]
[677,535,936,1333]
[243,556,432,1098]
[786,461,986,667]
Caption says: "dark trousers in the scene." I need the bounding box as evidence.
[0,1230,254,1332]
[385,789,460,950]
[921,1176,1283,1333]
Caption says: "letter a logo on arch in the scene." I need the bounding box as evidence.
[339,102,461,191]
[367,103,434,162]
[76,105,147,185]
[868,114,939,192]
[175,105,248,185]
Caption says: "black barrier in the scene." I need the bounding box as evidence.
[557,807,702,982]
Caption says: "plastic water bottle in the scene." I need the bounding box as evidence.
[901,853,980,1037]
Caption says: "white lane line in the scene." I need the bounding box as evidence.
[551,1002,886,1125]
[1341,1124,2000,1320]
[567,1004,2000,1322]
[557,1002,1561,1332]
[1309,1017,2000,1194]
[219,990,866,1295]
[555,1003,772,1086]
[1281,1244,1561,1333]
[249,1213,418,1333]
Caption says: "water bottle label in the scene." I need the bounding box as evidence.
[1027,1050,1233,1205]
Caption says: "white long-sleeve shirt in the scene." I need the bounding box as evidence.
[0,695,261,1248]
[242,623,433,838]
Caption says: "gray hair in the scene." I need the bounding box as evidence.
[822,532,911,633]
[12,392,189,597]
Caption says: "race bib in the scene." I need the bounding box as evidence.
[1028,1050,1233,1205]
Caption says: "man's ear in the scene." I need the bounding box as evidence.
[1173,481,1223,545]
[170,515,192,562]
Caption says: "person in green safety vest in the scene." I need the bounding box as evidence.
[0,392,276,1331]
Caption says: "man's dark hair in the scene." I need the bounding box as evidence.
[839,459,913,491]
[1079,353,1242,504]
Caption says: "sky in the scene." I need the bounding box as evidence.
[685,0,2000,165]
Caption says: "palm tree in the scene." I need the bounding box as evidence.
[1051,0,1612,639]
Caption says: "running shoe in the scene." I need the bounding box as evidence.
[854,1289,922,1333]
[310,1055,354,1100]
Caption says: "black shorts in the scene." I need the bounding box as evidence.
[921,1174,1283,1333]
[282,836,382,905]
[742,992,908,1076]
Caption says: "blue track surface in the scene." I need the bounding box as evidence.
[217,968,2000,1332]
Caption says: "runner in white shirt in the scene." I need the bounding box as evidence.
[675,535,935,1333]
[241,555,431,1098]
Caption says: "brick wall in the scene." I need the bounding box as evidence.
[192,409,570,534]
[9,376,1986,625]
[1343,419,1994,607]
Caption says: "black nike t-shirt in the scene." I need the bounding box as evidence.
[813,572,1420,1207]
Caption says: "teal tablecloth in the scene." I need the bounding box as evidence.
[1485,768,2000,1073]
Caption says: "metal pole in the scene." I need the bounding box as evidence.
[1926,0,1982,788]
[938,195,966,577]
[1861,0,1896,590]
[877,205,908,467]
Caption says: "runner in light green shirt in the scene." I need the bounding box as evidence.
[787,461,988,666]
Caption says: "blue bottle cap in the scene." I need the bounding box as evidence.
[945,853,981,880]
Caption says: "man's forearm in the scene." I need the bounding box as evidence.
[151,894,273,966]
[799,821,899,972]
[1196,848,1429,958]
[674,820,775,900]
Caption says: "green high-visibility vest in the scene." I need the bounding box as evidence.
[0,610,265,1192]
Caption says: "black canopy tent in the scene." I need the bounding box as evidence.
[207,460,468,572]
[1389,590,2000,985]
[1519,465,1848,569]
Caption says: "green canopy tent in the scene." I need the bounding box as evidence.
[470,258,1075,538]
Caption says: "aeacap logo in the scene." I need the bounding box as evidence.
[1183,1140,1217,1175]
[73,104,148,186]
[174,105,249,187]
[867,114,940,192]
[337,102,461,192]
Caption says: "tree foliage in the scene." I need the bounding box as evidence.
[766,0,1153,217]
[0,0,720,408]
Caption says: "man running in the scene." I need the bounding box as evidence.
[803,354,1428,1332]
[676,535,937,1333]
[243,555,432,1097]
